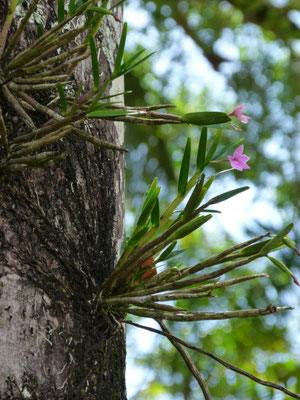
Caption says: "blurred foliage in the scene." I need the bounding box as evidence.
[124,0,300,399]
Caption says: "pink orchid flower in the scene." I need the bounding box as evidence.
[227,144,250,171]
[228,105,251,124]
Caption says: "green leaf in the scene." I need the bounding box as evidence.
[57,0,65,23]
[259,223,294,256]
[115,51,156,79]
[267,256,295,279]
[135,177,159,226]
[17,0,26,4]
[97,90,132,100]
[151,198,160,227]
[88,109,135,118]
[36,25,43,39]
[157,242,177,262]
[120,49,146,71]
[86,7,114,15]
[172,215,212,240]
[137,187,160,228]
[141,177,158,210]
[180,112,231,126]
[57,83,67,115]
[194,176,215,209]
[127,227,149,247]
[68,0,76,14]
[238,240,271,257]
[133,178,157,227]
[88,35,99,90]
[178,137,191,196]
[90,102,120,110]
[197,127,207,172]
[209,186,249,205]
[110,0,126,10]
[212,138,244,161]
[113,22,127,76]
[183,174,205,220]
[205,129,223,165]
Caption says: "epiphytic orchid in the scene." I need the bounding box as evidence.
[228,144,250,171]
[228,105,251,124]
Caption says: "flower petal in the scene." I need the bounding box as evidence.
[233,144,244,158]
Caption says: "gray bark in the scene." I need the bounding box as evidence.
[0,1,126,399]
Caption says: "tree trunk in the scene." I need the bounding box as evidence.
[0,1,126,399]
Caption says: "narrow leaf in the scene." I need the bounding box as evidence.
[259,223,294,256]
[57,0,65,23]
[172,215,212,240]
[137,187,160,228]
[69,0,76,14]
[197,127,207,172]
[194,176,215,209]
[178,137,191,196]
[205,129,223,165]
[113,22,127,75]
[110,0,126,10]
[98,90,132,100]
[157,241,177,263]
[88,109,135,118]
[121,49,146,70]
[127,227,149,247]
[267,256,299,286]
[115,51,156,79]
[36,25,43,38]
[183,174,205,220]
[209,186,249,205]
[57,82,67,114]
[151,198,160,228]
[88,34,99,90]
[180,112,231,126]
[91,102,120,110]
[86,7,114,15]
[133,178,157,227]
[212,138,244,161]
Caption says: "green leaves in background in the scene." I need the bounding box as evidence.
[178,137,191,196]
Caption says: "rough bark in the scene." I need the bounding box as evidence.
[0,1,126,399]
